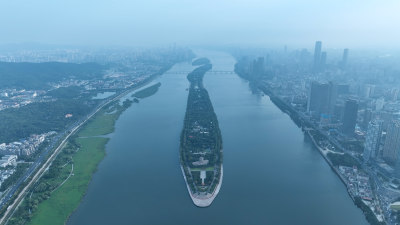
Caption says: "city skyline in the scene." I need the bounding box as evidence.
[1,1,400,224]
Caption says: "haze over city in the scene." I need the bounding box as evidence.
[1,0,400,48]
[2,1,400,225]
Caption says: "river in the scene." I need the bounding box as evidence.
[68,50,368,225]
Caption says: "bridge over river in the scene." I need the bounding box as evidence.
[164,70,235,75]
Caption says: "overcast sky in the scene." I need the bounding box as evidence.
[1,0,400,49]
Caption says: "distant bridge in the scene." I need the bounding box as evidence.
[164,70,235,75]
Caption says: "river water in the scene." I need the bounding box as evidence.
[68,51,368,225]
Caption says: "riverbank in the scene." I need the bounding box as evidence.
[6,91,141,225]
[305,130,354,198]
[0,57,185,225]
[180,165,223,207]
[252,80,385,225]
[23,100,132,225]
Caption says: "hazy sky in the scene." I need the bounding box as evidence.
[1,0,400,48]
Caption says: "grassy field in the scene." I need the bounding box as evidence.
[25,101,129,225]
[77,106,121,137]
[28,137,108,225]
[190,166,214,172]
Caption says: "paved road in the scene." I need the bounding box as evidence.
[0,127,73,209]
[0,82,150,224]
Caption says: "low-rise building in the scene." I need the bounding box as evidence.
[0,155,17,168]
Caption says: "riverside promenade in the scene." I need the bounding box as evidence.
[180,165,223,207]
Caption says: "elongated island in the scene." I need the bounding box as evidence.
[180,58,223,207]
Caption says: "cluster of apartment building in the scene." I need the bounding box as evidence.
[0,155,18,190]
[0,132,56,156]
[235,41,400,222]
[0,89,48,111]
[0,155,17,168]
[83,74,151,91]
[0,168,16,190]
[247,42,400,177]
[339,166,374,201]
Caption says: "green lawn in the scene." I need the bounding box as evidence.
[190,166,214,172]
[28,137,107,225]
[77,110,118,137]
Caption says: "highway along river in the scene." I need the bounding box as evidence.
[68,50,368,225]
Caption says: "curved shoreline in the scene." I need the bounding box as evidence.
[179,62,223,207]
[180,165,223,207]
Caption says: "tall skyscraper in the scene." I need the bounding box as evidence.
[320,51,327,70]
[379,111,395,131]
[363,120,383,162]
[250,57,265,79]
[391,88,399,101]
[341,48,349,68]
[334,104,344,121]
[342,99,358,136]
[375,97,385,111]
[313,41,322,72]
[308,82,320,113]
[307,82,330,117]
[363,109,373,129]
[308,81,337,118]
[254,57,264,74]
[360,84,375,98]
[328,81,338,114]
[383,120,400,163]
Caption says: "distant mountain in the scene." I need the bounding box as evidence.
[0,62,105,90]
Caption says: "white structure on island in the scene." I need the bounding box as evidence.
[180,165,223,207]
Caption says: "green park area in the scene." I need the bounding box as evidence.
[190,166,214,172]
[27,137,107,225]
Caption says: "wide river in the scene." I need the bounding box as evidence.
[68,51,368,225]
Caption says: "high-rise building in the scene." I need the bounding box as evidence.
[341,48,349,68]
[363,109,373,129]
[360,84,375,98]
[383,120,400,163]
[308,82,320,113]
[375,98,385,111]
[334,104,344,121]
[391,88,399,101]
[379,111,395,131]
[320,51,327,70]
[254,57,264,74]
[363,120,383,162]
[249,57,265,79]
[342,99,358,136]
[308,81,338,118]
[313,41,322,72]
[328,82,338,114]
[307,82,330,117]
